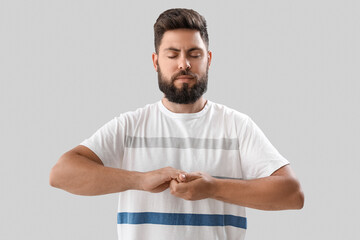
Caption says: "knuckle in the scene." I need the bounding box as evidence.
[163,175,171,181]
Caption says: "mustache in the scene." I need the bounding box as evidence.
[171,70,197,82]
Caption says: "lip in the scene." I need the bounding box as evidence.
[176,75,194,80]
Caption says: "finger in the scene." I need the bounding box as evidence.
[169,179,178,189]
[182,172,202,182]
[172,179,197,195]
[169,179,179,195]
[170,179,191,194]
[177,172,187,182]
[161,168,183,181]
[170,183,186,199]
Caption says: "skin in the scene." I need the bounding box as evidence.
[49,28,304,210]
[49,145,185,195]
[170,166,304,210]
[154,29,304,210]
[152,29,212,113]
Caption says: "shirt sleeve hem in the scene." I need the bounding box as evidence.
[258,159,290,178]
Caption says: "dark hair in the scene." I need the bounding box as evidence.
[153,8,209,53]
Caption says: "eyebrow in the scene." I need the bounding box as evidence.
[164,47,204,52]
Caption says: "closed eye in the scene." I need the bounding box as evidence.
[189,51,202,58]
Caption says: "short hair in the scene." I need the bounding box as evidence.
[153,8,209,53]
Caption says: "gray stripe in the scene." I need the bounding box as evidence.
[125,136,239,150]
[213,176,243,180]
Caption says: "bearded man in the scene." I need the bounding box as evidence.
[50,8,304,240]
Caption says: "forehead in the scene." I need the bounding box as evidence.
[159,29,207,52]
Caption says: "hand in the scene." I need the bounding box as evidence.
[170,172,217,200]
[140,167,185,193]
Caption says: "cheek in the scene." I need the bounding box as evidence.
[192,61,208,73]
[159,61,178,75]
[165,61,178,70]
[194,57,208,67]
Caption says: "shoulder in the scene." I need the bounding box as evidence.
[207,101,252,136]
[208,100,250,121]
[115,101,159,123]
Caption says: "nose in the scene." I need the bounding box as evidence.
[178,56,191,70]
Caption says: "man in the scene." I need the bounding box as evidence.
[50,8,304,240]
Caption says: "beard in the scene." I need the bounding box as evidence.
[157,65,208,104]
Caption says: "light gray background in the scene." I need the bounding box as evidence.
[1,0,359,239]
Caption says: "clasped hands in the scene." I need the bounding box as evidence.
[140,167,217,201]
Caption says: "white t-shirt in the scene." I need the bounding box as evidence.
[80,100,289,240]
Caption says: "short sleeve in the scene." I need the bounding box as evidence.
[239,117,289,180]
[80,116,125,169]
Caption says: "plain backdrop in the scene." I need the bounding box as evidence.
[1,0,359,239]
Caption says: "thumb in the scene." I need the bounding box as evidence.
[181,172,202,182]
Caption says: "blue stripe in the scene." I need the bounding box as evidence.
[117,212,247,229]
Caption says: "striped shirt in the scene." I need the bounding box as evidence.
[81,100,288,240]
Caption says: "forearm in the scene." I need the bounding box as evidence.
[50,153,142,196]
[212,176,304,210]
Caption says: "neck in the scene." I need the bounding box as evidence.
[161,97,207,113]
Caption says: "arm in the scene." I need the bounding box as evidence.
[49,145,183,196]
[170,165,304,210]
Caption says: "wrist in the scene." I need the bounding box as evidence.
[126,170,144,191]
[211,178,224,201]
[210,177,221,200]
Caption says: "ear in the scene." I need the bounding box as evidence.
[207,51,212,68]
[152,52,159,72]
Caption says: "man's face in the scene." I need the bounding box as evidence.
[152,29,212,104]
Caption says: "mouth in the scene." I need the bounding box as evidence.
[175,75,195,81]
